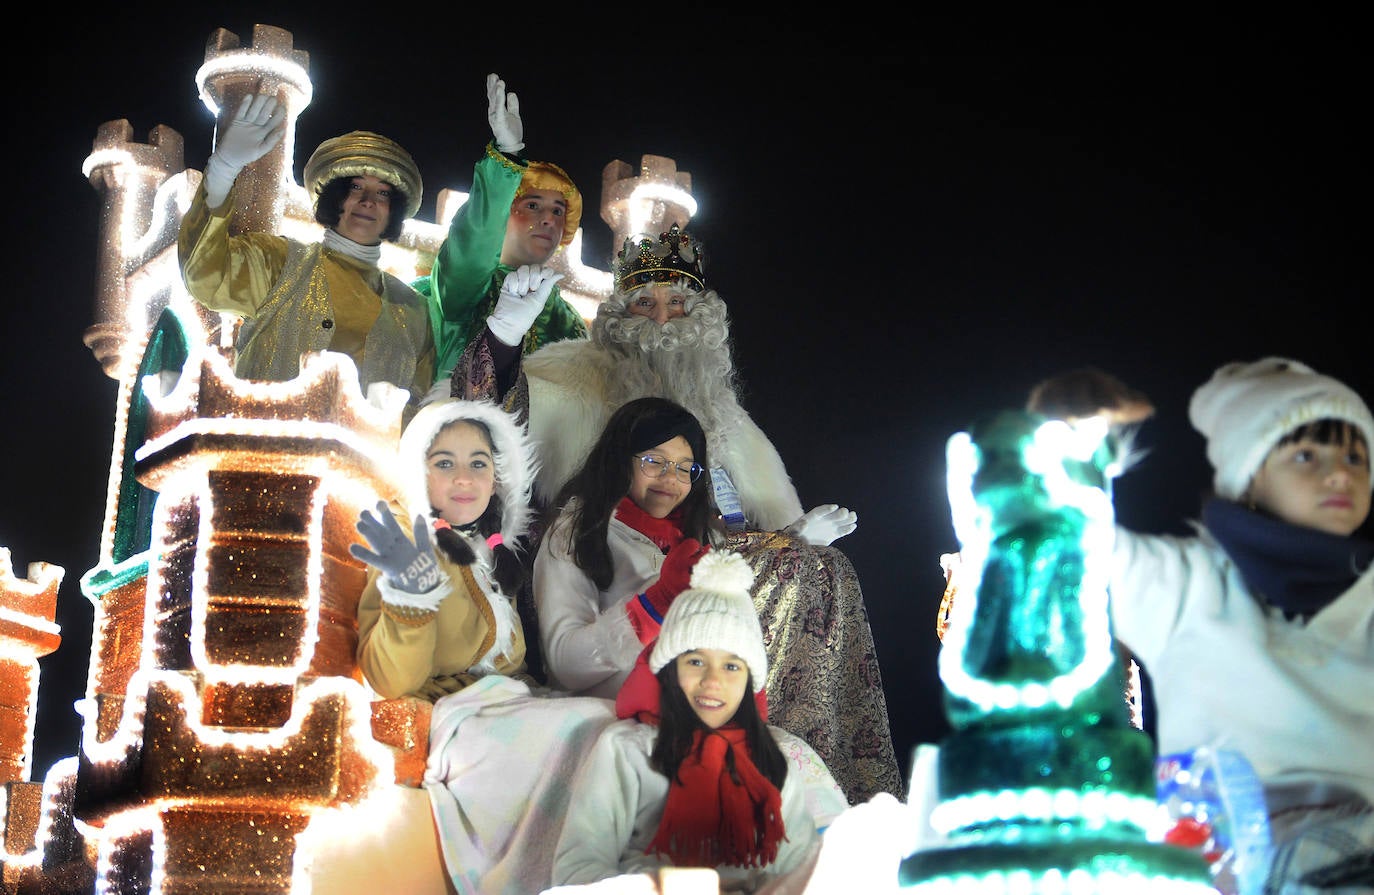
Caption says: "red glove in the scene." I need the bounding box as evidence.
[642,538,708,617]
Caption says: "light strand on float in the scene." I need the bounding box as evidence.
[927,786,1164,836]
[194,57,312,116]
[939,423,1118,712]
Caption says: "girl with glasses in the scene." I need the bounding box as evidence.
[534,396,720,698]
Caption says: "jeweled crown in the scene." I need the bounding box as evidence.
[613,223,706,292]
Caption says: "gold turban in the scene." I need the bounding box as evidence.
[304,131,423,220]
[517,160,582,247]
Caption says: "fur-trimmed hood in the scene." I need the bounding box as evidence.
[396,399,539,547]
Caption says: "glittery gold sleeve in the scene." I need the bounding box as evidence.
[177,182,290,317]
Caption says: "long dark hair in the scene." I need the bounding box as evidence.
[548,397,716,589]
[428,419,526,595]
[650,661,787,791]
[315,176,409,242]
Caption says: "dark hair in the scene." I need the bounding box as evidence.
[314,176,409,242]
[1274,418,1370,463]
[428,419,526,595]
[650,661,787,791]
[548,397,715,589]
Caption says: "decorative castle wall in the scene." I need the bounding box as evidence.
[0,22,699,894]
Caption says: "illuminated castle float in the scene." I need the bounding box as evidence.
[0,23,696,894]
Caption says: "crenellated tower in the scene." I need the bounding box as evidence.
[80,123,187,379]
[601,155,697,255]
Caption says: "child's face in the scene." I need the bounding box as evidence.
[674,649,749,730]
[425,421,496,526]
[1247,433,1370,536]
[627,435,695,519]
[501,189,567,267]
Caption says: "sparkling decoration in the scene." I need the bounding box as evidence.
[1,21,710,895]
[899,410,1215,893]
[613,222,707,292]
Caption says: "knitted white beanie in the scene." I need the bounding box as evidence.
[1188,357,1374,501]
[649,551,767,692]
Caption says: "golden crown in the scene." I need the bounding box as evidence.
[613,223,706,292]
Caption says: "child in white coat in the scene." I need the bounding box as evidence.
[1029,357,1373,894]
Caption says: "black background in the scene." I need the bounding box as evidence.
[6,17,1369,788]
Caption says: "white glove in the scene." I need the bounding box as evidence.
[784,504,858,546]
[203,92,286,207]
[486,264,564,346]
[486,72,525,154]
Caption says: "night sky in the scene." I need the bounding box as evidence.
[7,19,1369,785]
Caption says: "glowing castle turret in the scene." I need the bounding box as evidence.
[81,122,186,378]
[0,21,701,894]
[600,155,697,253]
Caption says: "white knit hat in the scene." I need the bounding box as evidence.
[1188,357,1374,501]
[649,551,767,692]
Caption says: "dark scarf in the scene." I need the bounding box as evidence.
[1202,498,1373,621]
[614,496,686,552]
[615,647,783,869]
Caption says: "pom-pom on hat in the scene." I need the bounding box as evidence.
[649,551,767,692]
[1188,357,1374,501]
[305,131,423,221]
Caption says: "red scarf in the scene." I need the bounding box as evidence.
[614,497,686,552]
[649,726,786,869]
[616,646,783,869]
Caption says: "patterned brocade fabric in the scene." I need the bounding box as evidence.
[727,529,904,805]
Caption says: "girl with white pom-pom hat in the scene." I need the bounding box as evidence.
[547,549,852,892]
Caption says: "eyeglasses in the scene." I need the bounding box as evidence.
[636,453,703,483]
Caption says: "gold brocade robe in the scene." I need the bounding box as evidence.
[178,184,435,400]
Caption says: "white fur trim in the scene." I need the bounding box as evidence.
[524,340,616,503]
[522,340,804,528]
[465,558,522,673]
[377,571,452,613]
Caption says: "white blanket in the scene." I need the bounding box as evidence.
[424,675,617,895]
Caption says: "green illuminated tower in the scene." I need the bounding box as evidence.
[899,410,1215,893]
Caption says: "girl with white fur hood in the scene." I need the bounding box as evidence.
[353,397,538,700]
[352,398,619,895]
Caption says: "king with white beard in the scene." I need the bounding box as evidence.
[450,224,903,804]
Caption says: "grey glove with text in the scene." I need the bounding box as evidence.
[350,501,443,598]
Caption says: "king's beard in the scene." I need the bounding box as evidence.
[591,291,746,462]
